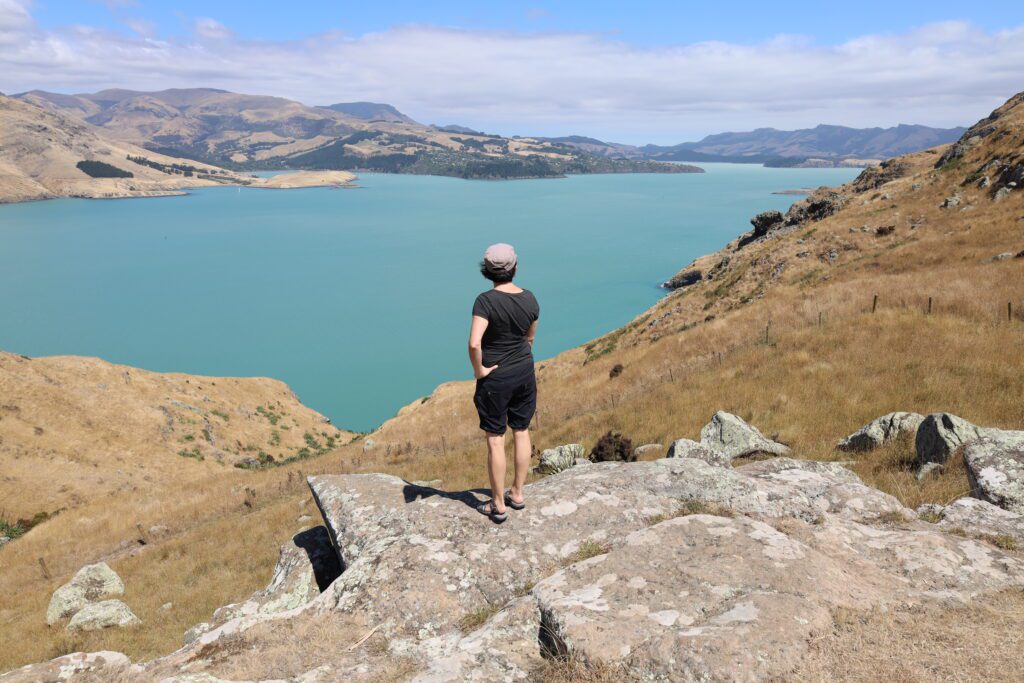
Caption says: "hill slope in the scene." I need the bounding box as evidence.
[0,95,357,203]
[17,88,700,179]
[0,93,1022,675]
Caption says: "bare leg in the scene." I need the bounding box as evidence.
[486,432,507,513]
[509,428,530,504]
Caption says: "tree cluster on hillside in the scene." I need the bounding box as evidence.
[75,160,133,178]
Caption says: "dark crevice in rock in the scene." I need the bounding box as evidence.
[292,526,342,592]
[538,606,569,660]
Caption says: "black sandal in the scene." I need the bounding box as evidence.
[477,500,508,524]
[504,489,526,510]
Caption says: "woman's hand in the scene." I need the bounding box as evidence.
[475,364,498,380]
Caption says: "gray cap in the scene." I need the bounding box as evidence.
[483,243,517,274]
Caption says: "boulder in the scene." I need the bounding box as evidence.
[534,443,585,475]
[665,438,729,467]
[0,535,9,547]
[66,600,140,632]
[964,434,1024,514]
[631,443,663,459]
[699,411,790,461]
[837,411,924,452]
[46,562,125,625]
[915,413,985,466]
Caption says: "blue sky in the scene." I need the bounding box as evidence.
[32,1,1024,45]
[5,1,1024,142]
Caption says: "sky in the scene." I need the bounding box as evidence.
[2,0,1024,143]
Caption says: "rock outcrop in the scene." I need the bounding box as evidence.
[837,411,924,452]
[11,453,1024,681]
[964,435,1024,514]
[699,411,791,460]
[46,562,125,625]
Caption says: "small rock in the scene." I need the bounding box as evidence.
[941,193,961,208]
[46,562,125,625]
[994,187,1012,201]
[631,443,664,459]
[796,251,810,258]
[66,600,140,632]
[535,444,585,475]
[837,412,924,452]
[911,183,922,190]
[665,438,730,467]
[916,462,944,481]
[0,536,9,547]
[991,252,1013,261]
[699,411,790,461]
[978,175,990,188]
[362,438,375,453]
[161,602,173,611]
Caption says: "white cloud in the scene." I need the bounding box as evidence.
[0,9,1021,142]
[194,17,231,40]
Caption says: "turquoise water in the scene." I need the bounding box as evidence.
[0,165,858,431]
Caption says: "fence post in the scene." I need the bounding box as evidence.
[1010,302,1014,322]
[818,311,822,327]
[668,367,674,383]
[928,297,932,315]
[764,319,771,345]
[441,435,447,456]
[39,557,51,580]
[872,294,878,314]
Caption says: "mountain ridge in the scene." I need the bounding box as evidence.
[14,88,700,180]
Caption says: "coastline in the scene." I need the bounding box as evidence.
[0,170,358,205]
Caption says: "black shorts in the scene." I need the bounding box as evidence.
[473,363,537,435]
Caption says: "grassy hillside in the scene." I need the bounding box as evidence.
[0,93,1022,671]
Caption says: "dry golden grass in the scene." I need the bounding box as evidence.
[533,654,638,683]
[793,589,1024,682]
[2,97,1023,673]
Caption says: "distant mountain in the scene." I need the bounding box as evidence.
[320,101,417,124]
[538,136,644,160]
[14,88,699,180]
[641,124,966,166]
[435,124,486,135]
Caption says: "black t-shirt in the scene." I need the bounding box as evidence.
[472,288,540,371]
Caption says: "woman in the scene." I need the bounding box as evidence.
[468,243,540,524]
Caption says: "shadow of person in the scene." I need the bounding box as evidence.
[401,481,493,511]
[292,525,343,591]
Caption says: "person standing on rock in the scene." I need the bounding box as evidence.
[468,243,540,524]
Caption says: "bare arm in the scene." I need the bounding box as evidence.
[468,315,497,379]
